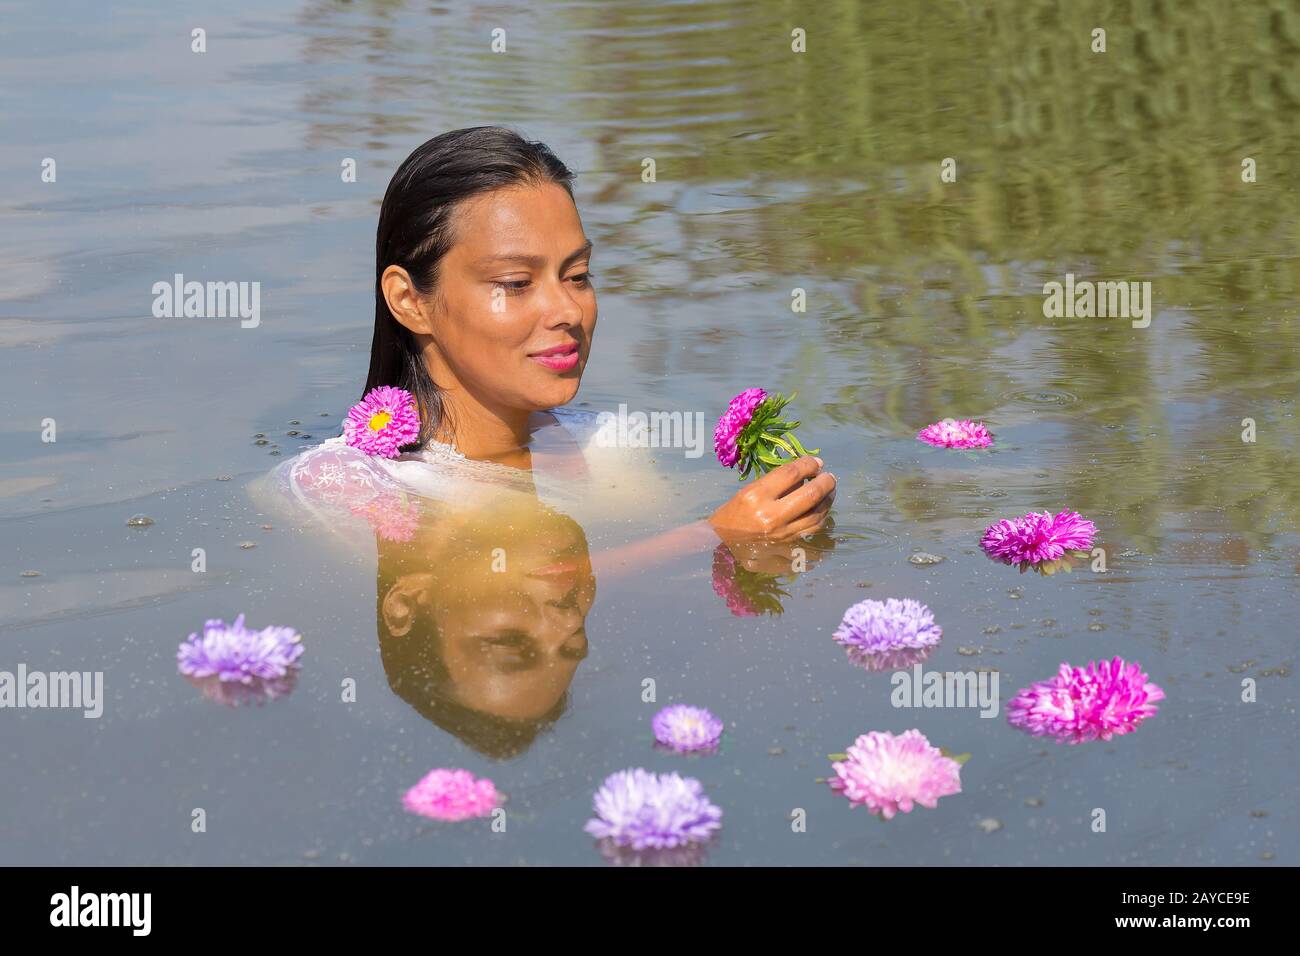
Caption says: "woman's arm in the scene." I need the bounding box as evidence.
[591,456,836,578]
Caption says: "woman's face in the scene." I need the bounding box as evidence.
[422,182,597,417]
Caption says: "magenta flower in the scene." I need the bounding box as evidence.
[402,768,501,821]
[917,418,993,449]
[1007,656,1165,744]
[833,598,943,654]
[584,769,722,850]
[714,387,818,479]
[714,387,769,467]
[980,510,1097,568]
[177,614,304,685]
[827,729,963,819]
[343,385,421,458]
[652,705,724,753]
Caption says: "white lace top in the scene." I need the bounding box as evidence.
[257,406,678,539]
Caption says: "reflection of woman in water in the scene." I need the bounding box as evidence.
[268,125,837,556]
[376,494,594,758]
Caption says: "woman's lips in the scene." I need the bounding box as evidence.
[528,343,580,371]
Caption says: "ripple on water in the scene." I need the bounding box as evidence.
[1000,387,1079,408]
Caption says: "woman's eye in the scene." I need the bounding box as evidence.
[494,279,531,294]
[570,271,593,287]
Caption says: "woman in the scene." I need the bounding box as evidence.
[270,126,836,558]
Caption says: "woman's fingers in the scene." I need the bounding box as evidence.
[773,470,836,523]
[751,454,824,498]
[781,501,832,539]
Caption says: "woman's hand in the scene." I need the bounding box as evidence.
[708,455,836,541]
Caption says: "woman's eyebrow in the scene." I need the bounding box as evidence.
[476,239,593,269]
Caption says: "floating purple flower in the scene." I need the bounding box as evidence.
[402,768,501,821]
[827,729,963,819]
[652,705,724,753]
[177,614,304,686]
[343,385,421,459]
[1007,656,1165,745]
[917,418,993,449]
[714,387,818,479]
[980,510,1096,568]
[584,769,722,850]
[833,598,943,655]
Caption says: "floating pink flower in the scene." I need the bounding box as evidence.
[917,418,993,449]
[714,388,818,479]
[343,385,421,459]
[1007,656,1165,744]
[827,729,962,819]
[402,768,501,821]
[652,705,724,753]
[980,510,1096,567]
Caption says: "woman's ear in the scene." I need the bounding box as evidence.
[381,264,436,335]
[381,576,428,638]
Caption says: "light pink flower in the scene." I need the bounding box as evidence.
[402,768,501,821]
[827,729,962,819]
[1007,656,1165,744]
[917,419,993,449]
[343,385,421,459]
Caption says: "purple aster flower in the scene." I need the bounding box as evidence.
[402,768,501,821]
[827,729,963,819]
[584,768,722,850]
[1007,656,1165,744]
[833,598,943,654]
[343,385,421,459]
[917,418,993,449]
[652,705,724,753]
[714,387,769,468]
[980,510,1097,568]
[177,614,304,686]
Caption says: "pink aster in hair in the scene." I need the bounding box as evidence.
[1007,656,1165,745]
[343,385,421,459]
[917,418,993,449]
[652,705,724,753]
[980,510,1096,569]
[827,729,962,819]
[402,768,501,821]
[714,387,818,479]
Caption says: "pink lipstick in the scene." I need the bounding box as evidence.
[528,342,580,371]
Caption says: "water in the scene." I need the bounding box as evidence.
[1,0,1296,865]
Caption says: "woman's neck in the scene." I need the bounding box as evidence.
[433,394,551,467]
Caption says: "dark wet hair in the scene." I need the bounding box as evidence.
[365,126,577,448]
